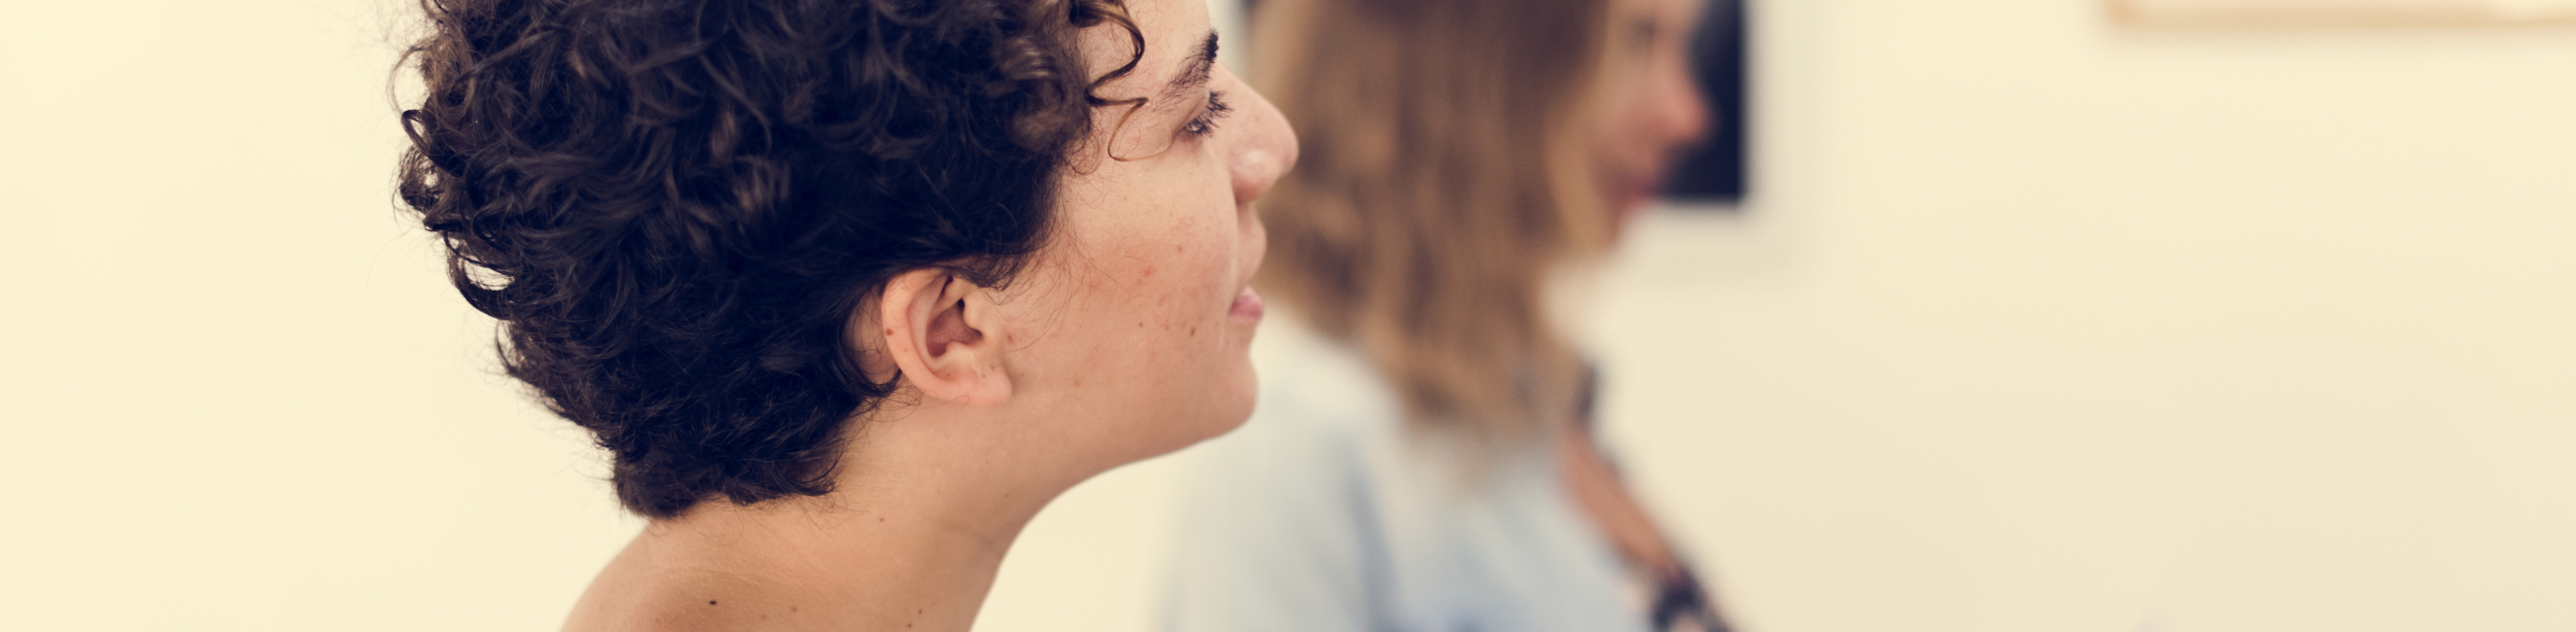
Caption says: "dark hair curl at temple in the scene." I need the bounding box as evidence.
[396,0,1142,518]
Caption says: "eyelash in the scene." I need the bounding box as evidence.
[1182,90,1232,137]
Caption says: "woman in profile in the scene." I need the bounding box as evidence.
[396,0,1293,629]
[1163,0,1720,629]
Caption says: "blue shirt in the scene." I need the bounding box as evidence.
[1163,319,1652,632]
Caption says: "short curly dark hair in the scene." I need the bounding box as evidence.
[397,0,1143,518]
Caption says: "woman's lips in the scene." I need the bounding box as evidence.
[1229,286,1266,321]
[1622,186,1656,212]
[1609,169,1663,215]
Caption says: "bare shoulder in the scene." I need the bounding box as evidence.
[560,535,824,632]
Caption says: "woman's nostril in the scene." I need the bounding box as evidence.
[1666,90,1712,143]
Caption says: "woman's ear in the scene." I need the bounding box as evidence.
[870,268,1015,406]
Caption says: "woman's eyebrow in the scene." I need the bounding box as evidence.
[1160,30,1220,101]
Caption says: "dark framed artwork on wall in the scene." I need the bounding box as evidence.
[1663,0,1749,204]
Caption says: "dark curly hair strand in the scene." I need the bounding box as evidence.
[397,0,1143,518]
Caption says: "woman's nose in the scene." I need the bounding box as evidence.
[1229,73,1300,207]
[1653,56,1712,150]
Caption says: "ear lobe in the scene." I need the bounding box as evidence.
[873,268,1014,407]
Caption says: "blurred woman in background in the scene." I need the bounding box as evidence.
[1163,0,1720,629]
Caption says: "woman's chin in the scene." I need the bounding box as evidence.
[1189,362,1263,445]
[1109,365,1259,466]
[1198,363,1262,439]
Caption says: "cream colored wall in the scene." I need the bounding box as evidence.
[1582,2,2576,631]
[2,1,2567,631]
[0,2,638,630]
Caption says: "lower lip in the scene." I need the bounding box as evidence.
[1229,286,1266,321]
[1622,191,1655,214]
[1625,179,1661,210]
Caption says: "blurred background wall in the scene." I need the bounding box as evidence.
[1590,1,2576,629]
[2,1,2568,631]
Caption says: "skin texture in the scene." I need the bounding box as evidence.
[557,0,1297,628]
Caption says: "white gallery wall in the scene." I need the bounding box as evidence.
[2,1,2568,631]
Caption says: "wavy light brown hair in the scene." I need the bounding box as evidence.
[1250,0,1617,447]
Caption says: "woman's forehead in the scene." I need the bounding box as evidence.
[1085,0,1214,91]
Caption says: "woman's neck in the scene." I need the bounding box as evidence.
[561,404,1083,632]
